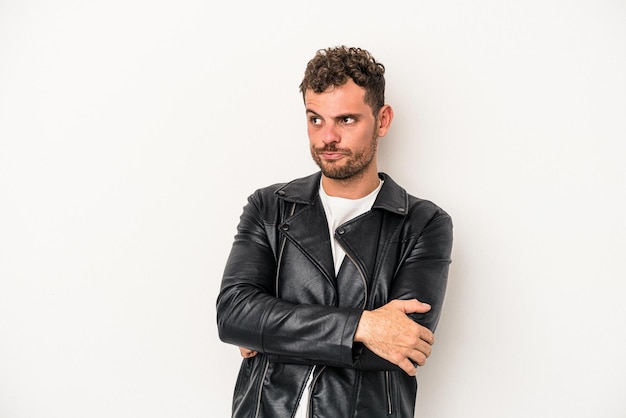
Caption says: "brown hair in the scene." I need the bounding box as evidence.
[299,46,386,115]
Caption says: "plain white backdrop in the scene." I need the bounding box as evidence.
[1,1,625,417]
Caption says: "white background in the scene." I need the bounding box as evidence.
[1,1,625,417]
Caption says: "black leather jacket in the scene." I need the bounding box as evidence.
[217,172,453,418]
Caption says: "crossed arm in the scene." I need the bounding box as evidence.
[240,298,434,376]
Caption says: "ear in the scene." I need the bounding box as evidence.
[376,105,394,137]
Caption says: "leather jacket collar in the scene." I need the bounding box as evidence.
[274,171,409,216]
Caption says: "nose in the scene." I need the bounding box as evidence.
[321,123,340,145]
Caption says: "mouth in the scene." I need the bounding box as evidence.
[320,151,347,161]
[317,147,350,161]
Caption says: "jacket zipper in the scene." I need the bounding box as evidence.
[342,251,368,309]
[306,365,326,418]
[275,234,288,296]
[385,371,392,415]
[253,359,270,418]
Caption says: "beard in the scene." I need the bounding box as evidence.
[310,131,378,180]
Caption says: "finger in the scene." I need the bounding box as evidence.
[403,321,434,348]
[398,358,418,376]
[396,299,431,314]
[407,328,433,360]
[414,338,432,359]
[239,347,257,358]
[410,349,428,367]
[419,327,435,346]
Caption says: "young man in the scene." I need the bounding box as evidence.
[217,46,453,418]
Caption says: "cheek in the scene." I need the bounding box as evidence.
[354,130,373,147]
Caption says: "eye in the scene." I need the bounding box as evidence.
[341,116,356,124]
[310,116,322,125]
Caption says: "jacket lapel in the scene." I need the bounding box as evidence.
[278,199,336,287]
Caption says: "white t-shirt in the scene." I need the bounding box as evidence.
[294,178,383,418]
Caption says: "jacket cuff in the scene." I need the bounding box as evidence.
[341,309,363,365]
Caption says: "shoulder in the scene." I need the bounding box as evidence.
[406,194,451,222]
[405,194,453,245]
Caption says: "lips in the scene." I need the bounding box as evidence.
[320,152,346,160]
[317,147,350,160]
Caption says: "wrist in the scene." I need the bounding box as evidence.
[354,310,371,343]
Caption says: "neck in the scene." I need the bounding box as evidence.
[321,170,381,199]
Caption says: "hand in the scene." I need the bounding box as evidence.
[239,347,258,358]
[354,299,434,376]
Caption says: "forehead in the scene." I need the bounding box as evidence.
[304,79,370,114]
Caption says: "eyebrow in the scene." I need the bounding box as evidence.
[305,109,362,121]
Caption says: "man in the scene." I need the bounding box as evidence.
[217,46,453,418]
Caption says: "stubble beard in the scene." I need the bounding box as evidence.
[311,132,379,181]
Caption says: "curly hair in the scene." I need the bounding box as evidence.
[299,46,386,115]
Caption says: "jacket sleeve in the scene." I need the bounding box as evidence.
[216,192,363,367]
[353,207,453,371]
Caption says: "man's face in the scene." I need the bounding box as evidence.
[305,80,380,181]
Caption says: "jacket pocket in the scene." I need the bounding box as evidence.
[385,371,394,416]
